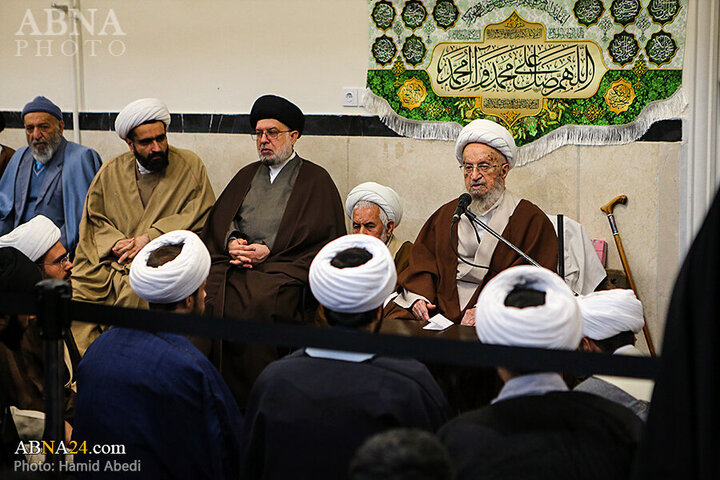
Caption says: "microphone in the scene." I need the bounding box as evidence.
[451,193,472,223]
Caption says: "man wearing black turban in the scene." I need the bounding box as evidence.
[201,95,345,408]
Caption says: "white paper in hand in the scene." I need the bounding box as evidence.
[423,313,454,331]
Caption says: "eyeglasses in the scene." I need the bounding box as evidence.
[40,252,70,267]
[460,163,507,175]
[250,129,293,141]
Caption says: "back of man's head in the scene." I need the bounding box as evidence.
[475,266,581,350]
[145,244,186,311]
[309,235,396,329]
[129,230,211,312]
[578,289,644,353]
[324,247,378,328]
[350,428,454,480]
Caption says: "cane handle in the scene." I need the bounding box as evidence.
[600,195,627,215]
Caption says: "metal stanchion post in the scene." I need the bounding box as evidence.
[36,279,71,472]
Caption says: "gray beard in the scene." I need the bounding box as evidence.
[380,227,389,244]
[259,143,294,167]
[467,184,505,216]
[29,130,63,164]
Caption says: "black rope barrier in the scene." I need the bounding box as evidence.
[2,289,660,380]
[1,282,660,472]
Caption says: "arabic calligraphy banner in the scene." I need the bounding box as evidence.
[365,0,687,165]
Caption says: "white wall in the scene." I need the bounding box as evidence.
[1,0,700,354]
[1,0,370,114]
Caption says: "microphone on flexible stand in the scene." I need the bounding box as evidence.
[463,209,542,268]
[451,193,472,223]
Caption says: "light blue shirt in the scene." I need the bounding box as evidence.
[493,372,568,404]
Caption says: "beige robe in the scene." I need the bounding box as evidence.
[70,146,215,353]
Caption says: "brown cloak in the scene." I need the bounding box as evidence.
[70,146,215,353]
[201,157,345,407]
[385,197,558,323]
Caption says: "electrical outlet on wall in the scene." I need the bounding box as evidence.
[342,88,360,107]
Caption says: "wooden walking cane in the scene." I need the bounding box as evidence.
[601,195,657,357]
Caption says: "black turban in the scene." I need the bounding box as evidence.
[0,247,42,295]
[249,95,305,137]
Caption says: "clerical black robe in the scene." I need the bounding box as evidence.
[240,349,450,480]
[438,391,643,480]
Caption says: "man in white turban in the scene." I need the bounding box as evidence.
[438,266,643,480]
[574,289,654,419]
[345,181,413,273]
[0,215,72,280]
[240,234,449,480]
[386,119,557,326]
[74,230,244,478]
[70,98,215,354]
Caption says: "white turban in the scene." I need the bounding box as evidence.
[0,215,60,261]
[578,289,644,340]
[115,98,171,140]
[455,119,517,168]
[129,230,211,304]
[309,234,397,313]
[345,182,404,226]
[475,266,582,349]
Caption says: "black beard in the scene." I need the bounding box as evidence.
[135,148,169,172]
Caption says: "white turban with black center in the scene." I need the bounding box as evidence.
[309,234,396,313]
[475,265,582,349]
[455,119,517,168]
[345,182,403,226]
[115,98,171,140]
[129,230,210,304]
[0,215,61,262]
[578,289,644,340]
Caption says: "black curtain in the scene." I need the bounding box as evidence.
[632,189,720,479]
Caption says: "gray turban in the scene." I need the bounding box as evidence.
[115,98,171,140]
[578,289,644,340]
[475,266,582,349]
[455,119,517,168]
[309,234,396,313]
[0,215,61,261]
[129,230,211,304]
[345,182,403,226]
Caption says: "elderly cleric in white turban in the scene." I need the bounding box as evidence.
[345,182,404,227]
[129,230,211,304]
[475,265,582,350]
[309,234,396,313]
[115,98,171,140]
[455,119,517,168]
[578,289,645,340]
[0,215,61,262]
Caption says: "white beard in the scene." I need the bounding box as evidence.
[467,183,505,216]
[29,129,63,164]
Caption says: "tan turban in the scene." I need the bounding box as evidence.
[309,234,396,313]
[115,98,171,140]
[578,289,644,340]
[455,119,517,168]
[345,182,404,226]
[0,215,61,261]
[475,265,582,349]
[129,230,211,304]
